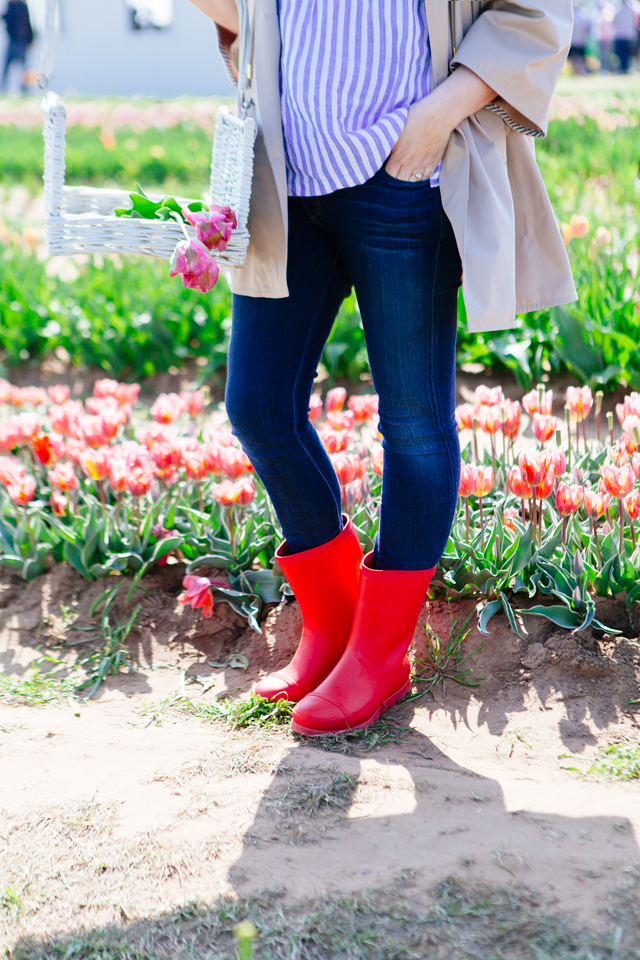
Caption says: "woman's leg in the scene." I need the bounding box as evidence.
[324,171,462,571]
[225,198,352,554]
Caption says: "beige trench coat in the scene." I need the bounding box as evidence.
[217,0,578,333]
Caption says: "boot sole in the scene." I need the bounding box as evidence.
[290,678,411,737]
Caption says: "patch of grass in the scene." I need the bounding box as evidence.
[411,606,483,697]
[0,660,77,705]
[585,741,640,781]
[168,693,295,729]
[7,873,640,960]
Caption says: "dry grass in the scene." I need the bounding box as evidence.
[5,871,640,960]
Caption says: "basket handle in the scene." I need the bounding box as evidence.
[237,0,254,117]
[38,0,58,90]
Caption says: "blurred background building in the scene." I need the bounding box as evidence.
[2,0,234,96]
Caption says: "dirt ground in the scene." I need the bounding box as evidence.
[1,563,640,957]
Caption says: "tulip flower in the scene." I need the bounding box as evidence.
[14,413,40,444]
[7,474,36,506]
[569,214,589,238]
[179,390,206,417]
[242,452,254,473]
[459,463,478,540]
[518,451,545,487]
[114,383,140,406]
[601,463,634,500]
[477,404,502,435]
[109,456,127,493]
[625,489,640,549]
[455,403,475,431]
[566,385,593,454]
[19,387,47,407]
[183,449,210,482]
[0,422,19,454]
[202,442,224,475]
[333,453,356,487]
[169,237,219,293]
[221,447,246,480]
[347,394,378,422]
[474,385,504,407]
[371,447,383,477]
[48,461,77,492]
[503,507,518,532]
[49,400,84,437]
[325,387,347,413]
[327,410,356,432]
[77,414,109,448]
[234,477,256,507]
[319,427,352,454]
[309,394,323,423]
[182,204,237,252]
[0,457,26,487]
[214,479,240,508]
[473,465,493,532]
[79,446,111,486]
[507,466,533,500]
[178,574,215,619]
[584,488,611,564]
[126,465,155,498]
[150,392,184,425]
[49,491,69,516]
[522,388,553,417]
[32,433,65,466]
[500,400,521,440]
[602,463,635,554]
[47,384,71,405]
[556,481,584,545]
[532,414,557,445]
[534,464,555,500]
[544,446,567,479]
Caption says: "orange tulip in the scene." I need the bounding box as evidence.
[32,433,65,466]
[569,214,589,238]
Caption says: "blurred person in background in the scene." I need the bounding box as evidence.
[570,3,594,73]
[613,0,639,71]
[1,0,33,93]
[595,0,617,70]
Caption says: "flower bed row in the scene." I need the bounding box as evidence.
[0,375,638,652]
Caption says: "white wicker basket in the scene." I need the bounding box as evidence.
[40,0,257,266]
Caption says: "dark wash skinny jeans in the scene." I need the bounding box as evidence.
[225,168,462,571]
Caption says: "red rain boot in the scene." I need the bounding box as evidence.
[254,516,363,702]
[291,552,434,735]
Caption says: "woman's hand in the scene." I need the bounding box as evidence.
[385,66,496,182]
[187,0,238,33]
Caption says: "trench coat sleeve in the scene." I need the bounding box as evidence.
[452,1,573,134]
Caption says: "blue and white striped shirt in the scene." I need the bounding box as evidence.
[278,0,434,197]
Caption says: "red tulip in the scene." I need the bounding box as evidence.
[555,482,584,515]
[325,387,347,413]
[534,464,555,500]
[178,575,214,619]
[32,433,64,466]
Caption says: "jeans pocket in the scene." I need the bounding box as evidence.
[378,166,432,187]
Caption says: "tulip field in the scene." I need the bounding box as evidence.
[0,368,638,695]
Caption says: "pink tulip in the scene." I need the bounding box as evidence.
[20,387,47,407]
[183,449,209,481]
[32,433,65,466]
[327,410,356,432]
[125,465,155,497]
[0,422,19,454]
[0,456,27,487]
[455,403,474,430]
[555,482,584,515]
[77,415,109,449]
[500,400,521,440]
[532,414,557,444]
[518,451,545,487]
[507,466,532,499]
[221,447,246,480]
[109,456,127,493]
[333,453,356,486]
[48,461,77,492]
[49,400,84,437]
[79,446,111,482]
[583,489,610,520]
[566,385,593,422]
[347,394,378,422]
[178,574,215,618]
[474,465,494,497]
[474,385,505,407]
[47,384,71,405]
[544,446,567,478]
[49,491,68,516]
[182,204,237,252]
[179,390,206,417]
[150,392,184,425]
[309,394,323,423]
[325,387,347,413]
[169,238,219,293]
[477,404,502,435]
[534,464,555,500]
[234,477,256,506]
[602,463,634,499]
[7,475,36,506]
[214,479,240,507]
[371,447,383,477]
[522,388,553,417]
[459,463,478,498]
[13,413,40,444]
